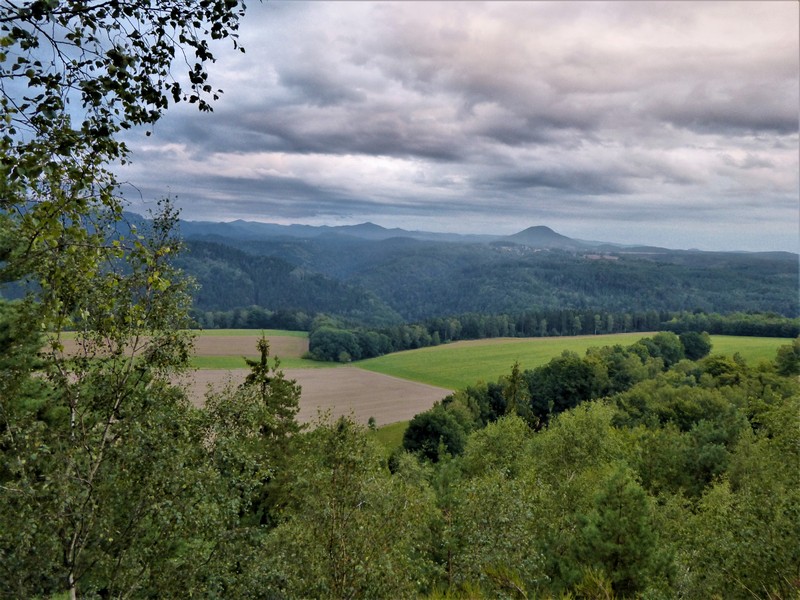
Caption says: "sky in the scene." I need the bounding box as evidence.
[118,1,799,252]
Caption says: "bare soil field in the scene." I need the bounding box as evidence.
[60,334,308,359]
[192,335,308,358]
[180,367,451,426]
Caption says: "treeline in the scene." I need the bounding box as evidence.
[306,309,665,362]
[663,310,800,338]
[305,308,800,363]
[190,305,315,331]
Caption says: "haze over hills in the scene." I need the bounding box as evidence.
[171,216,795,256]
[173,216,677,250]
[505,225,584,249]
[175,217,499,244]
[145,214,800,326]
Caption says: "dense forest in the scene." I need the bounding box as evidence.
[177,234,798,326]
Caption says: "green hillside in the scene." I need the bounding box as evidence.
[356,334,789,389]
[180,234,799,326]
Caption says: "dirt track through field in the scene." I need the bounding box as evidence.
[180,367,452,426]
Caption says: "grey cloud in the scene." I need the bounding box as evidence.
[719,153,776,170]
[493,168,634,196]
[278,68,368,107]
[652,82,799,135]
[114,1,798,252]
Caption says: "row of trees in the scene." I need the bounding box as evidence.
[306,310,668,362]
[191,305,316,331]
[306,308,798,363]
[663,310,800,338]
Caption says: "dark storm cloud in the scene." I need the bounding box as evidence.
[493,168,634,196]
[119,1,799,252]
[652,82,799,136]
[237,107,468,161]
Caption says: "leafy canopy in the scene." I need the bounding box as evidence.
[1,0,246,332]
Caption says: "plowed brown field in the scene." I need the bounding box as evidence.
[179,367,451,426]
[60,334,308,359]
[65,333,447,425]
[192,335,308,358]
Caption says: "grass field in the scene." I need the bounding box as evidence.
[356,333,791,390]
[356,333,649,389]
[705,335,791,364]
[370,421,409,457]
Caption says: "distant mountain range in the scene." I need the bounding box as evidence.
[172,217,677,251]
[175,218,498,244]
[132,214,798,325]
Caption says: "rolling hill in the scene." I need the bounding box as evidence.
[170,217,799,325]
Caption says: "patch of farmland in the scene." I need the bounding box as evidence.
[180,367,451,426]
[59,332,308,359]
[357,332,653,389]
[356,333,791,390]
[192,334,308,358]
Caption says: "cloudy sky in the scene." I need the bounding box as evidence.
[119,1,799,252]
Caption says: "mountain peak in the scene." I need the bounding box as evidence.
[518,225,557,235]
[506,225,578,248]
[342,222,386,231]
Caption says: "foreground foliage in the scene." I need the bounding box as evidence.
[1,2,245,597]
[3,315,799,598]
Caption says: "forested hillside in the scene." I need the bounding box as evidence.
[180,223,799,325]
[176,241,402,326]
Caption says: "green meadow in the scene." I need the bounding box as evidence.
[705,335,791,364]
[370,421,409,457]
[356,334,791,390]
